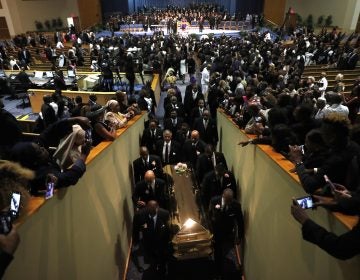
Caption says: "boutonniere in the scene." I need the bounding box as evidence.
[151,161,156,166]
[215,204,221,210]
[143,223,148,229]
[145,190,149,194]
[173,152,176,155]
[224,173,229,178]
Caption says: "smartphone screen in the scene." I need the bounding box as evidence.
[10,192,21,219]
[296,196,314,209]
[45,182,54,200]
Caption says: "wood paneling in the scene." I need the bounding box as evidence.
[0,17,10,39]
[263,0,286,26]
[77,0,102,29]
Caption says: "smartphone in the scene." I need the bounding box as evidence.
[45,182,54,200]
[296,195,314,209]
[10,192,21,220]
[0,212,12,235]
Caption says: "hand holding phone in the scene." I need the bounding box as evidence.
[9,192,21,220]
[295,196,314,209]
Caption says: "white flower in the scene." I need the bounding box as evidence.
[215,204,221,209]
[151,161,156,166]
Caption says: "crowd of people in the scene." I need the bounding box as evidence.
[1,3,360,278]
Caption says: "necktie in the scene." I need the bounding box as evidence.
[173,119,176,126]
[165,143,169,164]
[151,130,155,139]
[204,120,208,129]
[153,216,156,230]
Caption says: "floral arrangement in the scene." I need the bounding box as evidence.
[174,162,188,174]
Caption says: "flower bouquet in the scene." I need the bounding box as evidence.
[174,162,189,175]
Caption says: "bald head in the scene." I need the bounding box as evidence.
[144,170,155,183]
[163,130,172,143]
[191,130,200,143]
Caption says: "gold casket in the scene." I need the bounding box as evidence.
[164,165,213,260]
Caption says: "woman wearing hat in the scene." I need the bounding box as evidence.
[87,105,116,146]
[104,100,129,130]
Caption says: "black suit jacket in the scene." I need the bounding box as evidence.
[184,86,204,114]
[201,170,237,209]
[18,49,31,64]
[302,218,360,260]
[132,207,170,250]
[181,139,206,168]
[175,129,191,146]
[163,117,184,135]
[164,103,185,119]
[133,155,163,184]
[141,127,163,154]
[190,106,206,126]
[133,178,168,209]
[155,140,180,165]
[193,117,219,146]
[196,152,228,183]
[209,196,244,240]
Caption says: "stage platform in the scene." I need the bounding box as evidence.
[96,27,248,39]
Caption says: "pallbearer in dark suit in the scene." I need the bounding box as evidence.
[181,130,206,169]
[192,109,218,146]
[132,200,170,275]
[201,163,237,210]
[163,109,183,136]
[141,119,163,155]
[133,146,163,184]
[190,98,206,126]
[175,122,191,146]
[133,170,168,209]
[209,189,244,278]
[196,144,228,183]
[155,130,180,165]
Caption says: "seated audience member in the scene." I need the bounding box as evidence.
[323,92,349,118]
[346,48,359,70]
[0,100,22,158]
[332,74,345,93]
[314,97,327,120]
[133,170,168,209]
[163,109,183,136]
[196,144,228,183]
[175,122,191,145]
[104,100,129,130]
[291,104,319,144]
[16,67,33,90]
[209,188,244,277]
[291,191,360,260]
[115,91,129,114]
[133,146,163,184]
[193,109,219,146]
[155,130,180,165]
[41,95,58,128]
[244,103,266,135]
[53,124,86,170]
[88,94,100,109]
[87,105,116,146]
[132,200,170,275]
[201,163,237,210]
[71,96,85,117]
[181,130,206,168]
[141,119,163,155]
[290,113,360,194]
[0,160,35,278]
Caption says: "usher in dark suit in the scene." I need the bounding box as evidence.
[133,179,168,209]
[163,117,184,135]
[201,170,237,209]
[133,155,163,184]
[193,116,219,146]
[181,139,206,168]
[196,152,228,183]
[141,127,163,155]
[155,140,180,165]
[132,207,170,265]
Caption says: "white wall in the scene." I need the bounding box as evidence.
[286,0,359,31]
[4,0,79,35]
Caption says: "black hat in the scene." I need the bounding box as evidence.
[86,105,106,119]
